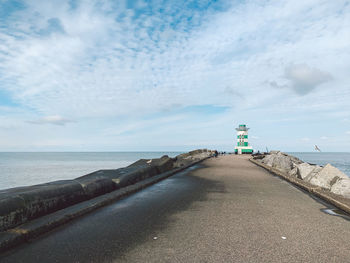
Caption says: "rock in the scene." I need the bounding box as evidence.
[304,166,323,181]
[288,167,298,177]
[331,178,350,198]
[261,154,275,166]
[270,152,293,172]
[296,163,318,180]
[260,152,294,172]
[275,156,293,172]
[307,164,348,189]
[289,156,303,165]
[259,152,350,198]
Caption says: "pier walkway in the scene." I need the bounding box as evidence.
[1,155,350,262]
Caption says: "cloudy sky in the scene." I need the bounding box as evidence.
[0,0,349,152]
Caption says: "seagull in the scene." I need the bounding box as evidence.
[315,145,321,152]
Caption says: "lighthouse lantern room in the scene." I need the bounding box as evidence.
[234,124,253,154]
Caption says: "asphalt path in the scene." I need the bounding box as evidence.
[1,155,350,262]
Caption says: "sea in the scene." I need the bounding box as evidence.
[0,152,181,190]
[0,152,349,191]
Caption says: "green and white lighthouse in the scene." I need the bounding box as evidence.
[234,124,253,154]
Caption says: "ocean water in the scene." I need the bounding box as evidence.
[0,152,181,190]
[1,152,349,191]
[289,152,350,178]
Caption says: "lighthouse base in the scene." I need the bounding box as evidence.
[235,147,253,154]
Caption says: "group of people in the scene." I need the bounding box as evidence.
[213,151,227,157]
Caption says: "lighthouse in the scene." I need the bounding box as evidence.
[234,124,253,154]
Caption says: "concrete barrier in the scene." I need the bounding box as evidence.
[0,153,212,252]
[74,177,116,199]
[174,149,212,168]
[76,155,175,189]
[0,150,212,233]
[0,180,86,232]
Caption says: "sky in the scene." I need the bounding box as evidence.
[0,0,349,152]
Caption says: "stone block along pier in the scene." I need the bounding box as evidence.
[1,154,350,262]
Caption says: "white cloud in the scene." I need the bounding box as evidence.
[0,0,349,151]
[284,64,332,95]
[27,115,74,126]
[0,0,348,118]
[346,131,350,135]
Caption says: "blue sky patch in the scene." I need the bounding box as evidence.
[0,89,18,107]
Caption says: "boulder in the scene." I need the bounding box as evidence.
[304,166,323,181]
[258,153,350,198]
[307,164,348,190]
[260,152,293,172]
[288,167,298,177]
[269,152,293,172]
[275,156,293,172]
[330,178,350,198]
[296,163,318,180]
[261,154,275,166]
[289,155,303,165]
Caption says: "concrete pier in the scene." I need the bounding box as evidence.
[1,155,350,262]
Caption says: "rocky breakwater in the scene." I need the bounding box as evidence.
[253,151,350,199]
[0,149,214,233]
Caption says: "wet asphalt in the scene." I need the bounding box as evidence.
[1,155,350,262]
